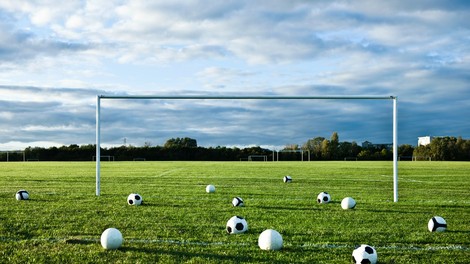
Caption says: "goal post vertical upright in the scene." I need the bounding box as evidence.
[96,95,101,196]
[393,96,398,202]
[95,95,398,201]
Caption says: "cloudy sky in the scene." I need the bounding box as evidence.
[1,1,469,150]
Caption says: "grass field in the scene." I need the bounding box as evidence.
[1,161,469,263]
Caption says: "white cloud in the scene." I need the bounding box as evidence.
[0,141,63,151]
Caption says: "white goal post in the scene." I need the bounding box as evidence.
[0,151,26,162]
[276,149,311,161]
[248,155,268,161]
[96,95,398,202]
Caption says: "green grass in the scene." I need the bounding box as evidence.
[0,161,469,263]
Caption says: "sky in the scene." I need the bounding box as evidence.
[1,1,469,150]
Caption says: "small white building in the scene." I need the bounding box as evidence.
[418,136,433,146]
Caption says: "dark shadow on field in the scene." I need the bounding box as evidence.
[446,230,470,234]
[360,208,425,214]
[64,238,97,245]
[119,246,291,263]
[253,205,317,211]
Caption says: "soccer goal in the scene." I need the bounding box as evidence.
[92,155,115,161]
[95,95,398,202]
[0,151,25,162]
[276,150,310,161]
[248,155,268,161]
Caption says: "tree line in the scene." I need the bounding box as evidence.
[412,136,470,161]
[1,134,469,162]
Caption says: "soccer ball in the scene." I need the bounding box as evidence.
[428,216,447,232]
[232,197,244,207]
[226,216,248,234]
[341,197,356,209]
[317,192,331,204]
[283,175,292,183]
[206,184,215,193]
[100,227,123,249]
[352,244,377,264]
[258,229,283,250]
[127,193,143,205]
[15,190,29,200]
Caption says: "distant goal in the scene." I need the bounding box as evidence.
[276,150,310,161]
[0,151,26,162]
[247,155,268,161]
[92,155,115,161]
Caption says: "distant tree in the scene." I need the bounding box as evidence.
[413,145,431,160]
[283,144,299,150]
[455,136,470,160]
[379,148,390,159]
[357,150,371,160]
[398,144,414,157]
[321,139,331,160]
[164,137,197,148]
[457,137,470,160]
[329,132,339,159]
[337,141,360,159]
[302,137,325,160]
[430,137,457,161]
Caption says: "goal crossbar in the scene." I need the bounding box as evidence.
[96,95,398,202]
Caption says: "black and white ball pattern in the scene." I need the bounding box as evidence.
[428,216,447,232]
[15,190,29,200]
[352,244,377,264]
[127,193,143,205]
[317,192,331,204]
[226,216,248,234]
[232,197,244,207]
[283,175,292,183]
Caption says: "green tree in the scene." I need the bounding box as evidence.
[329,132,339,159]
[398,144,414,157]
[164,137,197,148]
[357,150,371,160]
[430,137,457,161]
[321,139,331,160]
[413,145,431,160]
[303,137,325,160]
[337,141,360,159]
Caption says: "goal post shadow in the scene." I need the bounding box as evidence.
[96,95,398,202]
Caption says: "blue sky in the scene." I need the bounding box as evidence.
[0,1,469,150]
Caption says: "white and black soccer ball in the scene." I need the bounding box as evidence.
[226,216,248,234]
[15,190,29,200]
[341,197,356,209]
[206,184,215,193]
[232,197,244,207]
[428,216,447,232]
[352,244,377,264]
[283,175,292,183]
[317,192,331,204]
[127,193,143,205]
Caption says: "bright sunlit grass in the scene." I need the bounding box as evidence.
[1,161,469,263]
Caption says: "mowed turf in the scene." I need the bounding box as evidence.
[0,161,469,263]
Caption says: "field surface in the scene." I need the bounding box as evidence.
[0,161,469,263]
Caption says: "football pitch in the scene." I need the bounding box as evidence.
[1,161,469,263]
